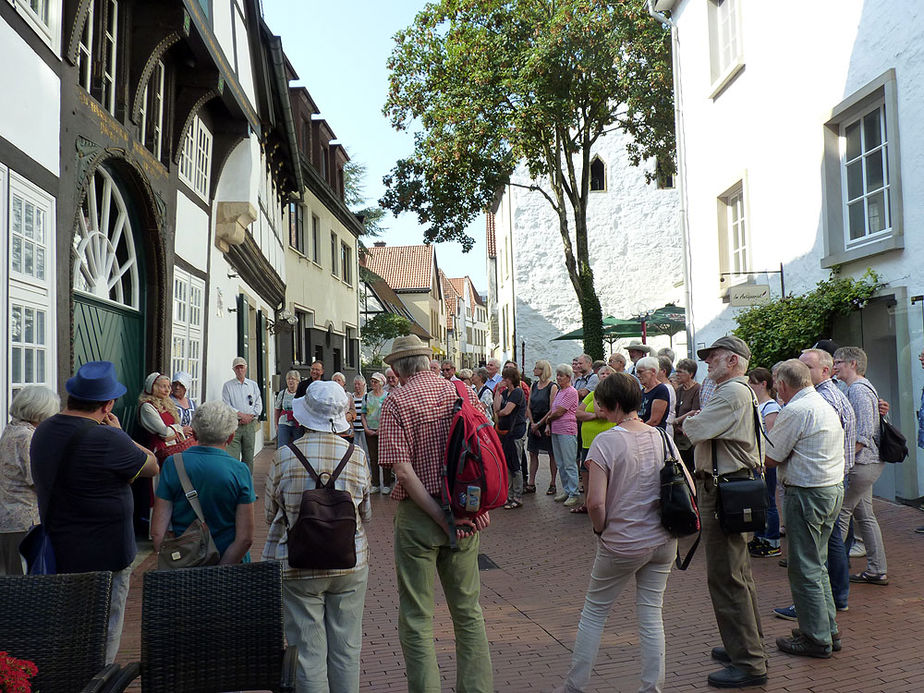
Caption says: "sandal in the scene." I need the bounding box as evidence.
[504,499,523,509]
[546,484,557,495]
[569,504,588,514]
[524,484,537,494]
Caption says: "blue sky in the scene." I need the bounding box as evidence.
[263,1,489,291]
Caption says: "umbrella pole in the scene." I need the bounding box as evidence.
[642,320,647,344]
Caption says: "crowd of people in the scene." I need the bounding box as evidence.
[0,332,920,692]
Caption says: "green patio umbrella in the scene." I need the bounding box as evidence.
[552,317,643,343]
[637,303,686,337]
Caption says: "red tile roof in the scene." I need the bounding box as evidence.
[486,213,496,258]
[363,244,435,291]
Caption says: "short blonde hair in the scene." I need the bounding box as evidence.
[534,360,552,381]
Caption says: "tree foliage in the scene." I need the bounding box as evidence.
[733,269,883,369]
[361,312,413,362]
[382,0,674,359]
[344,159,387,239]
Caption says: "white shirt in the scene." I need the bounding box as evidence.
[768,387,844,488]
[222,377,263,418]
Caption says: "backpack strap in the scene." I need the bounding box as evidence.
[173,453,209,527]
[287,440,355,490]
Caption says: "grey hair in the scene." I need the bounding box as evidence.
[353,374,367,385]
[579,353,593,366]
[10,385,60,424]
[657,347,675,362]
[458,368,473,380]
[393,354,431,378]
[801,348,834,370]
[332,372,346,384]
[834,346,868,375]
[556,363,574,379]
[597,365,615,376]
[191,401,240,446]
[284,370,300,381]
[635,356,660,372]
[776,359,813,390]
[487,358,501,368]
[473,367,489,385]
[608,353,626,366]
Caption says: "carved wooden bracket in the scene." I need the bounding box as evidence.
[215,201,256,252]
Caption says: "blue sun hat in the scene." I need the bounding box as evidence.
[65,360,128,401]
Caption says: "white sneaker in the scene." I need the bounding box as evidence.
[849,543,866,558]
[381,486,392,495]
[371,486,380,494]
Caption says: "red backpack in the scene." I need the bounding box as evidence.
[442,380,508,547]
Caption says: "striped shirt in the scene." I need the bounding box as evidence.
[378,371,483,500]
[262,432,371,578]
[815,378,857,473]
[847,378,880,465]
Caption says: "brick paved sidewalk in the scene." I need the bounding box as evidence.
[118,448,924,692]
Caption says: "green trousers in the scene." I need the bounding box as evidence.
[226,419,258,473]
[393,500,493,693]
[784,483,844,645]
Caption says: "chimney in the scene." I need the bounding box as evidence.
[374,241,386,247]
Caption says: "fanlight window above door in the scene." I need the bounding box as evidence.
[73,167,140,309]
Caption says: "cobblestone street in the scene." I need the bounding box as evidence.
[118,447,924,692]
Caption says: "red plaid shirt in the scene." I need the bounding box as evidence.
[379,370,483,500]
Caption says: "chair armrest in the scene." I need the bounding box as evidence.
[80,664,122,693]
[280,646,298,693]
[94,661,140,692]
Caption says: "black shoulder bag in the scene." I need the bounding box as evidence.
[656,428,700,570]
[857,381,908,464]
[713,385,768,534]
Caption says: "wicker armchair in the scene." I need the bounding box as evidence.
[0,571,120,692]
[105,561,296,692]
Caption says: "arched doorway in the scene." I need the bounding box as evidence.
[72,166,146,430]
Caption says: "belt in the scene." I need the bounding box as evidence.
[693,468,754,481]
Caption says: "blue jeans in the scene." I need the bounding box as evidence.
[277,423,298,449]
[827,523,850,609]
[755,468,780,545]
[551,433,579,497]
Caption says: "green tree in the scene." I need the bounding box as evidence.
[344,159,387,240]
[362,312,413,363]
[382,0,674,359]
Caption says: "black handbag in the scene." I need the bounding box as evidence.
[712,386,768,534]
[656,429,700,570]
[857,382,908,463]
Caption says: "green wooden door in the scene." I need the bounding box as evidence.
[73,295,146,433]
[71,167,146,434]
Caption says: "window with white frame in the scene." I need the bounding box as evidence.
[171,269,205,400]
[179,115,212,201]
[77,2,94,91]
[10,189,49,284]
[821,70,902,267]
[842,104,890,246]
[6,173,56,405]
[707,0,742,91]
[717,181,749,288]
[101,0,119,115]
[140,60,165,160]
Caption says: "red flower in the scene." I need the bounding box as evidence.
[0,652,38,693]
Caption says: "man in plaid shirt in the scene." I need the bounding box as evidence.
[379,335,493,692]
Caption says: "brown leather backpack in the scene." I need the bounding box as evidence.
[284,442,357,570]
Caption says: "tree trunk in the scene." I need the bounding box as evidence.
[572,210,604,360]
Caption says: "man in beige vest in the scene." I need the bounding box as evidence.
[684,336,767,688]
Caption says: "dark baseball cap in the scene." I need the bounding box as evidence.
[697,335,752,361]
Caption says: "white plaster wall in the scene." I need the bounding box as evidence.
[498,128,683,368]
[0,20,60,176]
[674,0,924,350]
[215,137,260,210]
[211,0,235,74]
[174,191,210,269]
[232,2,257,109]
[673,0,924,495]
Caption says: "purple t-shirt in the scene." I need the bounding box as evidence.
[550,386,579,435]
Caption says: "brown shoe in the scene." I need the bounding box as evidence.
[777,631,832,658]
